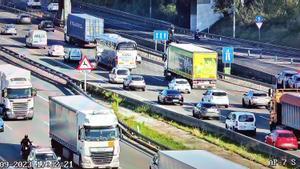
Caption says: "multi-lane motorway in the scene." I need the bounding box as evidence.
[0,59,151,169]
[0,0,299,164]
[0,8,289,154]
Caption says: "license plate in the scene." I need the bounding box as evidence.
[173,99,179,102]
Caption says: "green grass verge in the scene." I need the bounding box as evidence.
[115,112,188,150]
[87,86,288,168]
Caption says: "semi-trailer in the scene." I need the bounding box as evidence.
[49,95,120,169]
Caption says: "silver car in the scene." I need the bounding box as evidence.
[123,75,146,91]
[1,24,17,35]
[242,90,270,108]
[0,118,4,132]
[192,102,220,119]
[17,14,32,24]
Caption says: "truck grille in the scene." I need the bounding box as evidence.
[13,102,28,116]
[91,152,113,165]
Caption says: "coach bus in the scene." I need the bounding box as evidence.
[95,33,138,69]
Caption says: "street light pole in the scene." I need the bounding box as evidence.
[233,0,236,38]
[149,0,152,18]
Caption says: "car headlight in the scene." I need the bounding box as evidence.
[6,109,12,114]
[82,157,91,164]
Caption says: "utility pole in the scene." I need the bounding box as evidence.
[233,0,236,38]
[149,0,152,18]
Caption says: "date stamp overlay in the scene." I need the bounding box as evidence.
[0,160,73,168]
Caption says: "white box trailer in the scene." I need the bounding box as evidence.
[0,64,35,120]
[150,150,247,169]
[49,95,120,169]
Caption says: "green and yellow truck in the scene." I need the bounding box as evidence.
[164,43,218,89]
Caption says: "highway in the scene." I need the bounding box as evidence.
[0,9,282,150]
[1,0,300,158]
[0,60,151,169]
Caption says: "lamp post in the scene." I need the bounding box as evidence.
[149,0,152,18]
[233,0,236,38]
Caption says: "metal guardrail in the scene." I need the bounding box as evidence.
[0,45,161,154]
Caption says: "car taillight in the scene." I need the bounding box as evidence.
[115,57,118,64]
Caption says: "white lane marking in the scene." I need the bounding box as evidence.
[37,94,49,102]
[4,124,12,130]
[259,115,270,121]
[43,121,49,126]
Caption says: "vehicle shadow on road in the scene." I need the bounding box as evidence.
[39,58,74,70]
[0,143,22,162]
[141,74,168,87]
[10,37,25,44]
[0,18,17,25]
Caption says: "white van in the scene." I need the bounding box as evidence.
[225,112,256,135]
[26,30,47,48]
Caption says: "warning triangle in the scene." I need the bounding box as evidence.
[77,55,93,70]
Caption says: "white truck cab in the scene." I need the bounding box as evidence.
[49,95,120,169]
[0,64,36,120]
[26,30,47,48]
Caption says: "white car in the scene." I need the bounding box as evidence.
[0,118,4,132]
[288,74,300,88]
[109,67,130,83]
[1,24,17,35]
[123,75,146,91]
[242,90,270,108]
[168,78,191,94]
[202,89,229,108]
[27,147,61,169]
[48,45,65,57]
[225,112,256,135]
[47,2,58,11]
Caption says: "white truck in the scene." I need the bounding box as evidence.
[49,95,120,169]
[0,64,35,120]
[150,150,247,169]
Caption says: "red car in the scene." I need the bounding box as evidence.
[265,130,298,150]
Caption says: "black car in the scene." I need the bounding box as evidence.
[38,20,54,32]
[158,89,183,105]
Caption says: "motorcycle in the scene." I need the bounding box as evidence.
[20,142,32,160]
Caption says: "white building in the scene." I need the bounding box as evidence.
[190,0,223,31]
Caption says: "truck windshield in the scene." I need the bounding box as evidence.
[7,88,32,99]
[84,128,118,141]
[117,42,137,50]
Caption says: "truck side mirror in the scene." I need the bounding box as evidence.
[32,88,37,96]
[2,89,7,97]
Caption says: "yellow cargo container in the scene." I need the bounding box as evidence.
[165,43,218,88]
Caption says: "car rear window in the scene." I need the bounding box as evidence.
[286,73,296,77]
[253,93,267,97]
[278,133,295,138]
[166,90,180,95]
[132,76,144,81]
[238,115,254,122]
[176,80,188,84]
[202,103,217,108]
[212,92,227,96]
[117,70,129,75]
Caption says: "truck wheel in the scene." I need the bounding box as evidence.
[248,101,252,108]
